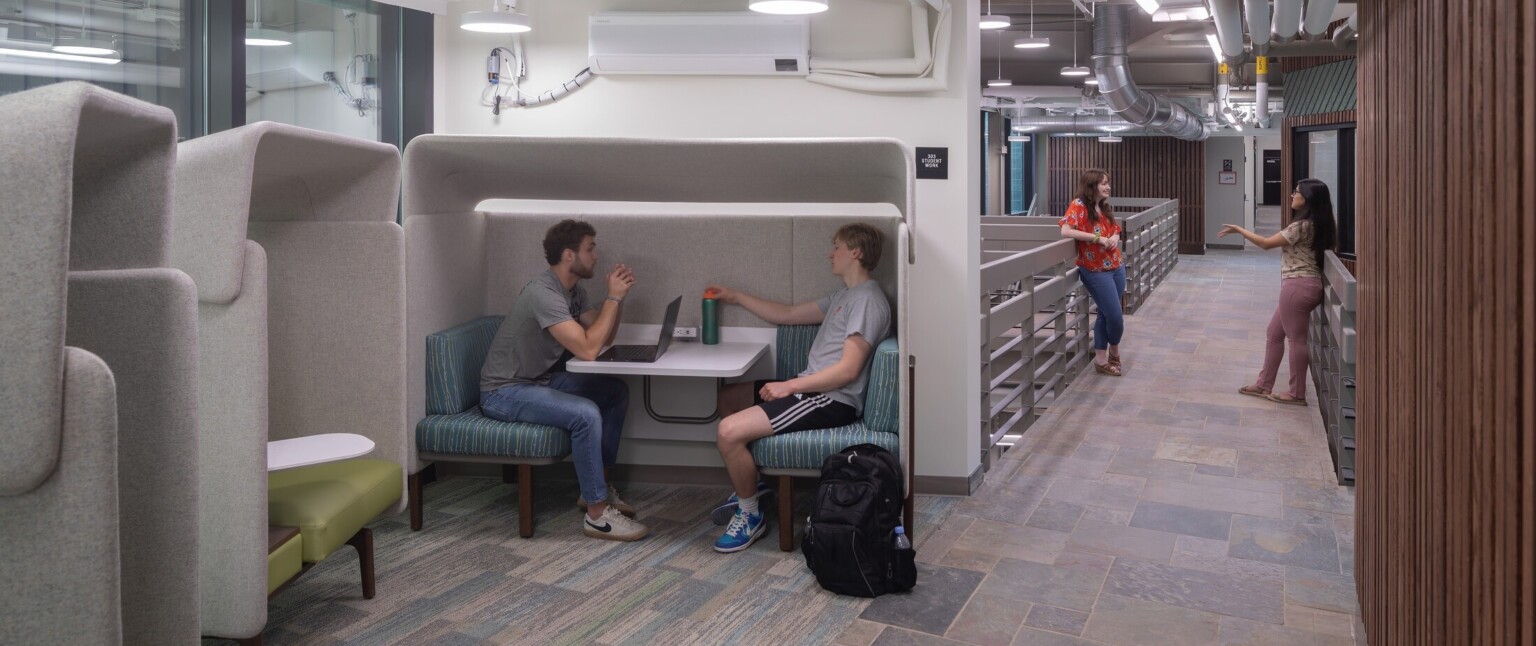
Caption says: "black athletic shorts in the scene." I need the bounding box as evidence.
[753,380,860,434]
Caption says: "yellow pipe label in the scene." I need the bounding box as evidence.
[1256,56,1269,74]
[1218,63,1230,75]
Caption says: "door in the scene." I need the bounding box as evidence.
[1261,150,1283,205]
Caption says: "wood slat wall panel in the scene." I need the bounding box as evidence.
[1357,1,1534,644]
[1046,136,1205,254]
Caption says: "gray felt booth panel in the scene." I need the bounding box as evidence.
[168,122,404,639]
[402,135,914,477]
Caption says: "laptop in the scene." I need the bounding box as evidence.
[595,295,683,363]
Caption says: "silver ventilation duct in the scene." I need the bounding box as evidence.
[1091,4,1209,141]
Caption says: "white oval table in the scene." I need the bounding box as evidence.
[267,433,376,472]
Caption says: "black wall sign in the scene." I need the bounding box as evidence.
[916,147,948,180]
[1223,159,1234,172]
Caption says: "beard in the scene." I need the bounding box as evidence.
[572,260,596,280]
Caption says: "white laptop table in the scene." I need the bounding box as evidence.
[268,433,376,472]
[567,341,769,424]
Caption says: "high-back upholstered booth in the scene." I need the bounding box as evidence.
[169,122,406,643]
[0,83,204,645]
[402,136,913,538]
[0,82,140,646]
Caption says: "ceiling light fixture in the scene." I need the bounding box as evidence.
[1015,0,1049,49]
[1008,135,1032,142]
[1205,31,1224,63]
[1135,0,1160,13]
[53,6,122,57]
[1012,124,1037,132]
[1084,77,1099,86]
[1099,135,1123,143]
[988,34,1011,87]
[1060,12,1088,77]
[980,0,1010,30]
[0,45,120,64]
[246,0,292,45]
[1152,1,1210,22]
[461,0,534,33]
[749,0,829,15]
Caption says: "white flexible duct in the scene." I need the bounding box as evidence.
[806,1,950,93]
[1302,0,1341,41]
[1272,0,1304,44]
[1209,0,1245,62]
[810,1,932,76]
[1245,0,1272,54]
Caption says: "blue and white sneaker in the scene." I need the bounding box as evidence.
[712,508,767,553]
[710,481,774,526]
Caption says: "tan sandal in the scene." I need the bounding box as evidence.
[1267,393,1307,406]
[1238,385,1271,399]
[1109,353,1123,369]
[1095,361,1123,377]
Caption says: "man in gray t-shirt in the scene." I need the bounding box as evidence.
[478,220,649,542]
[705,223,893,553]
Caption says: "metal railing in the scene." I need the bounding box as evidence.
[977,198,1181,466]
[1310,251,1357,485]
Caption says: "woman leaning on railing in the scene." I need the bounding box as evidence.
[1058,168,1128,377]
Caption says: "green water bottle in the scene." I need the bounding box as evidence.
[702,293,720,345]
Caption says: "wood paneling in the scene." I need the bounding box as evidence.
[1356,1,1535,645]
[1281,55,1354,73]
[1047,136,1206,254]
[1281,109,1357,227]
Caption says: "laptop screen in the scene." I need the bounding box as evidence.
[655,296,683,355]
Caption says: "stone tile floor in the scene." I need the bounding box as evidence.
[842,249,1365,646]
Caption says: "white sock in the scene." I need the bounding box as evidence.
[739,493,760,516]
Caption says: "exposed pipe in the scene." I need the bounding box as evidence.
[1244,0,1272,54]
[1272,0,1304,44]
[1332,12,1357,49]
[810,1,931,76]
[1208,0,1245,62]
[1091,4,1208,141]
[806,0,950,93]
[1255,56,1271,128]
[1302,0,1341,41]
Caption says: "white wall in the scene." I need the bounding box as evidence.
[1204,136,1247,247]
[246,9,381,142]
[986,113,1005,215]
[435,0,982,485]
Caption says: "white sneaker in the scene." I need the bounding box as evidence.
[577,485,637,517]
[582,505,649,542]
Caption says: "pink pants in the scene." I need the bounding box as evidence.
[1256,276,1324,399]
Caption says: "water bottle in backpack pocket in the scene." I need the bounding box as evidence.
[801,443,916,597]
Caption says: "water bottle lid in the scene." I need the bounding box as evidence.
[894,526,906,535]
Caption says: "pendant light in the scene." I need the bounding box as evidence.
[987,35,1011,87]
[1060,12,1089,77]
[1014,0,1050,49]
[980,0,1010,30]
[461,0,533,33]
[53,5,121,57]
[246,0,292,46]
[749,0,829,14]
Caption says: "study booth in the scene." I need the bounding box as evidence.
[402,136,915,549]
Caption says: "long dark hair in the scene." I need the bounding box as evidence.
[1074,169,1113,227]
[1292,178,1338,268]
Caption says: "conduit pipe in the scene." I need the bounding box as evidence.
[1302,0,1340,41]
[1208,0,1245,62]
[1244,0,1272,54]
[1091,4,1208,140]
[810,0,931,76]
[1272,0,1304,44]
[1332,12,1357,49]
[806,0,950,93]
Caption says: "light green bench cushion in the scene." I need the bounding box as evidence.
[751,423,901,470]
[268,459,402,562]
[266,534,302,596]
[415,409,571,459]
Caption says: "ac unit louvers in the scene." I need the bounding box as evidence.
[588,12,809,76]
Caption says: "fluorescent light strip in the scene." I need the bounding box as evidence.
[0,46,120,64]
[1205,32,1224,63]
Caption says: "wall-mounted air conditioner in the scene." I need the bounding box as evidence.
[588,12,809,76]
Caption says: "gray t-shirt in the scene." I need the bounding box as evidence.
[803,279,892,414]
[480,269,592,391]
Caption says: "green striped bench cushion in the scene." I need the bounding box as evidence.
[750,422,901,470]
[416,409,571,459]
[425,316,503,416]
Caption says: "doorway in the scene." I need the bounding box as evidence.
[1260,150,1283,205]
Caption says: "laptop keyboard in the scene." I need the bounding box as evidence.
[608,346,653,361]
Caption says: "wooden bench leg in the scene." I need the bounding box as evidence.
[236,635,264,646]
[518,463,534,538]
[778,475,794,552]
[409,472,424,531]
[346,528,375,599]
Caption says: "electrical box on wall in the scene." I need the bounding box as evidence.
[587,12,810,76]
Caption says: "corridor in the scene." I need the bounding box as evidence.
[846,249,1363,645]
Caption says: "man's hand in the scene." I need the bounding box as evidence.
[758,381,797,402]
[607,264,636,299]
[705,284,738,304]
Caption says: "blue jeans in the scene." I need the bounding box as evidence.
[480,372,629,504]
[1079,266,1126,350]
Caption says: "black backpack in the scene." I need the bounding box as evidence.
[802,443,917,597]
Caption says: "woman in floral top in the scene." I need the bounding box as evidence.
[1218,178,1339,405]
[1059,169,1127,376]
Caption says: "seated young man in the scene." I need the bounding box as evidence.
[707,223,893,553]
[479,219,648,541]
